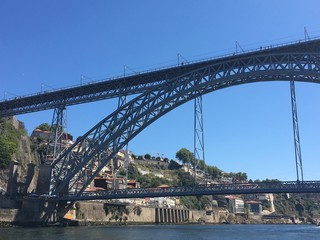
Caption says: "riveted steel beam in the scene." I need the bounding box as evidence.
[49,47,320,196]
[1,39,320,117]
[52,181,320,201]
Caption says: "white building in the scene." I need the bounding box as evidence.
[226,196,245,214]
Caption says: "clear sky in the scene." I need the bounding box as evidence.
[1,0,320,181]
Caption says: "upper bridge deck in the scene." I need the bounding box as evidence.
[1,38,320,117]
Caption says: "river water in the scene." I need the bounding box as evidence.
[1,224,319,240]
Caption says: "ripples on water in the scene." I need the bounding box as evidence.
[1,224,319,240]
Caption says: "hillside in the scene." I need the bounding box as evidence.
[126,157,320,219]
[0,117,38,196]
[1,117,320,222]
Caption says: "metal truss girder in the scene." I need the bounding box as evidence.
[193,94,205,186]
[56,181,320,201]
[1,39,320,117]
[290,80,304,181]
[50,49,320,196]
[46,106,68,163]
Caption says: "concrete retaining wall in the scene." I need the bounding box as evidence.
[0,209,20,222]
[74,202,156,223]
[72,201,221,224]
[155,208,189,223]
[0,200,219,225]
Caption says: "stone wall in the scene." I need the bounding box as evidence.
[70,201,220,224]
[74,202,156,223]
[2,116,39,197]
[189,209,220,223]
[0,209,20,222]
[155,207,189,223]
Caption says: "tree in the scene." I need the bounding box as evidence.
[144,153,151,160]
[36,123,51,131]
[168,160,182,170]
[197,159,205,170]
[207,165,222,179]
[175,170,194,187]
[181,196,211,210]
[176,148,194,165]
[0,121,21,169]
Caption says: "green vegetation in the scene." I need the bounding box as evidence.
[173,169,194,187]
[175,148,194,165]
[180,196,211,210]
[223,172,248,182]
[168,160,182,170]
[103,204,130,222]
[128,165,170,188]
[0,119,24,169]
[36,123,51,131]
[175,148,247,181]
[273,193,319,217]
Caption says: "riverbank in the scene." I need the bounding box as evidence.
[1,199,316,227]
[0,220,316,229]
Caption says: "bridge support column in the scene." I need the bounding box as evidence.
[174,209,179,223]
[194,95,206,185]
[176,209,180,223]
[171,209,175,223]
[164,208,167,223]
[290,80,304,181]
[155,208,160,223]
[159,208,164,223]
[47,106,68,163]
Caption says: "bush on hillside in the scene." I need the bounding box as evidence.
[0,120,22,169]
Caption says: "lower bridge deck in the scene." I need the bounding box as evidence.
[35,180,320,201]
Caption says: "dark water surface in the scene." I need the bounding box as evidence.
[1,224,319,240]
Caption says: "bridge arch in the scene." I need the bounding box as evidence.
[50,48,320,195]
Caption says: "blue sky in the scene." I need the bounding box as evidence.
[1,1,320,181]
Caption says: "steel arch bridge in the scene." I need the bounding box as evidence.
[44,38,320,197]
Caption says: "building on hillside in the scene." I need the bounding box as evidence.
[220,177,233,184]
[148,196,176,208]
[31,128,73,142]
[31,128,74,161]
[94,177,127,190]
[246,200,262,214]
[31,128,51,142]
[225,195,245,214]
[256,193,271,201]
[127,180,140,189]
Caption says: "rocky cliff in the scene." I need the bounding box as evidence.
[0,117,39,197]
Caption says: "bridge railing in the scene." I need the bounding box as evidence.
[52,180,320,201]
[2,36,319,103]
[21,181,320,202]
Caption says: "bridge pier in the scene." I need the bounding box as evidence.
[164,208,168,223]
[290,80,304,181]
[155,207,188,223]
[171,209,176,223]
[159,208,163,223]
[14,199,60,226]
